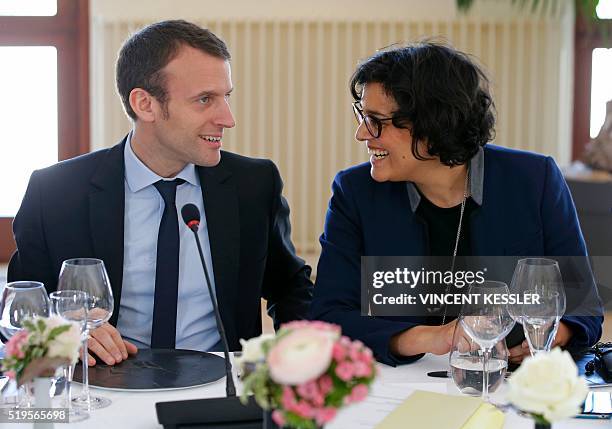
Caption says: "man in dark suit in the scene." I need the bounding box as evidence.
[9,20,312,366]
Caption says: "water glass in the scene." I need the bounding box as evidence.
[49,290,90,422]
[0,281,50,407]
[57,258,114,410]
[460,281,515,402]
[0,281,50,338]
[449,321,508,396]
[510,258,565,355]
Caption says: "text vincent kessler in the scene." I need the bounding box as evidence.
[371,292,541,306]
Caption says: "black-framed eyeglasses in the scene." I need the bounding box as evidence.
[352,101,395,139]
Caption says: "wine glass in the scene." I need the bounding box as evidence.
[57,258,114,410]
[49,290,90,422]
[460,281,515,402]
[512,258,565,355]
[449,320,508,397]
[0,281,50,407]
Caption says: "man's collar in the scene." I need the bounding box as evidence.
[406,146,484,212]
[124,132,199,192]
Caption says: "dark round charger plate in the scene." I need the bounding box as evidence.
[73,348,226,391]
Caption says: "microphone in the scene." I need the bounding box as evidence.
[181,203,236,397]
[181,203,201,232]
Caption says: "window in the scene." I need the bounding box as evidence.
[596,0,612,19]
[0,0,57,16]
[0,46,58,217]
[590,48,612,138]
[0,0,89,261]
[572,7,612,160]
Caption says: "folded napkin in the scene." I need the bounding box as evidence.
[375,390,504,429]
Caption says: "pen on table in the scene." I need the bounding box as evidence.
[427,370,512,379]
[427,371,450,378]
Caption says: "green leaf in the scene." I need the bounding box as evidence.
[37,319,46,333]
[457,0,476,12]
[457,0,603,20]
[47,325,71,341]
[22,319,36,332]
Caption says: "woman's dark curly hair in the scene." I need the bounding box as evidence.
[350,42,495,166]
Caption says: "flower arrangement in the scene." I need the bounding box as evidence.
[237,321,376,429]
[2,315,81,385]
[506,348,588,428]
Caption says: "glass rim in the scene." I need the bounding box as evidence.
[49,290,89,299]
[62,258,104,266]
[517,257,559,266]
[470,280,508,288]
[6,280,45,290]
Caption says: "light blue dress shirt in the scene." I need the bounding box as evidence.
[116,134,221,351]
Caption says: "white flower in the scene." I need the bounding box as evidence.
[267,328,336,385]
[237,334,275,366]
[507,348,588,422]
[43,315,82,364]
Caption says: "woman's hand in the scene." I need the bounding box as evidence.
[508,322,573,364]
[391,319,460,357]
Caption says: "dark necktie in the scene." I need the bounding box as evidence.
[151,178,185,348]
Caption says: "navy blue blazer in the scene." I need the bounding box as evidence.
[310,145,603,365]
[9,139,313,349]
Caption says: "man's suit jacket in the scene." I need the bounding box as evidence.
[9,138,313,349]
[310,144,603,365]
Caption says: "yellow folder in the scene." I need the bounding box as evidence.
[375,390,505,429]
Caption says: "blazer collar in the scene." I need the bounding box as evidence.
[196,155,240,346]
[89,138,127,325]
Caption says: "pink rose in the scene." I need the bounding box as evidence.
[311,391,325,407]
[353,360,373,378]
[339,336,352,347]
[5,330,29,359]
[268,328,335,385]
[349,343,363,361]
[296,380,319,400]
[318,374,333,395]
[332,342,347,362]
[335,361,354,381]
[291,400,314,418]
[315,406,337,426]
[349,384,369,403]
[281,386,297,409]
[281,321,341,335]
[272,410,286,426]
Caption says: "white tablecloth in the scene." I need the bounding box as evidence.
[5,352,611,428]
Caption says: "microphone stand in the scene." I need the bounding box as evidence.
[156,205,264,427]
[187,224,236,397]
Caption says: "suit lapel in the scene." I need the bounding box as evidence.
[197,160,240,346]
[89,140,126,325]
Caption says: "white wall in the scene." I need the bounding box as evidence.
[91,0,572,21]
[91,0,458,21]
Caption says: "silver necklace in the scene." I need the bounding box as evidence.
[441,167,470,325]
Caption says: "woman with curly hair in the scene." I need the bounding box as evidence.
[310,42,602,365]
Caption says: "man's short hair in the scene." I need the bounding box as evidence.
[116,19,230,120]
[350,42,495,166]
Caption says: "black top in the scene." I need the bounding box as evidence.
[415,192,478,325]
[415,191,477,256]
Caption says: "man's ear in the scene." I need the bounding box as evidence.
[129,88,156,122]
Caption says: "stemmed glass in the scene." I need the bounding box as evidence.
[57,258,114,410]
[460,281,515,402]
[0,281,50,407]
[49,290,90,422]
[449,320,508,397]
[511,258,565,355]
